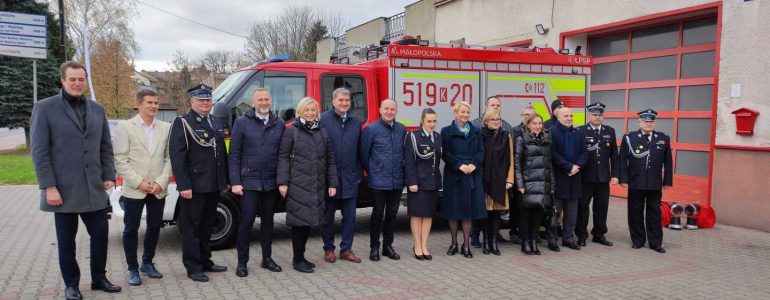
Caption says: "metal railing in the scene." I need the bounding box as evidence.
[384,12,405,42]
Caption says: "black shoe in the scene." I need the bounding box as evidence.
[577,239,587,247]
[261,258,282,272]
[128,270,141,286]
[382,245,401,260]
[563,242,582,250]
[651,245,666,253]
[522,240,533,255]
[91,278,122,293]
[491,241,501,256]
[203,264,227,272]
[413,247,424,260]
[547,242,561,252]
[235,263,248,277]
[302,258,316,269]
[530,240,541,255]
[293,259,314,273]
[482,235,491,255]
[632,243,644,249]
[496,233,513,245]
[65,286,82,300]
[369,248,380,261]
[423,254,432,261]
[592,236,614,246]
[140,263,163,278]
[447,243,458,256]
[188,272,209,282]
[460,244,473,258]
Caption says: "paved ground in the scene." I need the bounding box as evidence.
[1,185,770,300]
[0,128,24,151]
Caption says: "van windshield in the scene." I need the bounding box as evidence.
[264,75,306,122]
[213,70,254,103]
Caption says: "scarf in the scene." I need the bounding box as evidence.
[455,120,470,136]
[299,117,319,131]
[481,127,510,204]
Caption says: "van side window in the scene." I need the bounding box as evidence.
[265,75,306,122]
[229,72,264,119]
[321,75,366,122]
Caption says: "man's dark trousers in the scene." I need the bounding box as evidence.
[370,189,400,249]
[180,192,218,274]
[122,195,165,271]
[55,209,109,287]
[236,190,278,263]
[323,197,357,252]
[577,182,610,241]
[628,189,663,247]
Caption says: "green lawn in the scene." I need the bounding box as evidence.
[0,154,37,185]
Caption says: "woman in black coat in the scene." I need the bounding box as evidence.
[404,108,442,261]
[480,110,514,256]
[514,115,555,255]
[277,97,338,273]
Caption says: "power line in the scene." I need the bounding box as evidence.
[136,0,248,39]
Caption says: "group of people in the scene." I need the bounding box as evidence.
[30,61,672,300]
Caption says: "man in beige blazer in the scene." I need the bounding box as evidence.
[113,89,172,286]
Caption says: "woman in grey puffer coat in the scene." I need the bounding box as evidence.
[277,97,338,273]
[514,115,555,256]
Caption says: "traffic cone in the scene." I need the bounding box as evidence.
[668,203,684,230]
[685,204,701,230]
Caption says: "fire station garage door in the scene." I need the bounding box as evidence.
[588,15,717,203]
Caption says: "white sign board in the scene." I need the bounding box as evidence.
[0,11,47,59]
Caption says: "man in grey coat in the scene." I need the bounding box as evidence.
[30,61,121,300]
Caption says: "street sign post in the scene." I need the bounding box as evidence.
[0,11,48,102]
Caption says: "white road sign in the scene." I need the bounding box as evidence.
[0,11,47,59]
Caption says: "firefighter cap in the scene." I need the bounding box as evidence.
[187,84,213,100]
[587,102,606,115]
[551,99,565,113]
[638,108,658,121]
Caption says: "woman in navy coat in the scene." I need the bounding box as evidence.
[440,101,486,258]
[404,108,442,261]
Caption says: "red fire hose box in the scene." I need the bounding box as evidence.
[731,108,760,135]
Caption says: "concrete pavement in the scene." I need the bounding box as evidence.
[1,185,769,299]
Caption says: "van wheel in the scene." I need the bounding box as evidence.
[209,193,240,250]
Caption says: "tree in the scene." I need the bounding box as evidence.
[89,35,135,118]
[0,0,74,148]
[198,49,237,73]
[243,6,347,62]
[61,0,139,60]
[300,21,328,62]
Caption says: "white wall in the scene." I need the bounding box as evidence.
[714,0,770,147]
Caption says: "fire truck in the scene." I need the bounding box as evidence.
[110,37,593,249]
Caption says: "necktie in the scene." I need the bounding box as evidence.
[643,133,651,143]
[202,116,213,131]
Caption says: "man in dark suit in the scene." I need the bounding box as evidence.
[169,84,229,281]
[549,107,588,251]
[30,61,122,300]
[576,102,618,247]
[619,109,672,254]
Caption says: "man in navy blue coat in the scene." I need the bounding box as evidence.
[549,107,588,251]
[320,88,364,264]
[360,99,406,261]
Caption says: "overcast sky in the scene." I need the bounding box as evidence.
[132,0,415,71]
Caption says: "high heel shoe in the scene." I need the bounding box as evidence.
[482,235,491,255]
[461,243,473,258]
[422,253,432,260]
[491,240,501,256]
[530,240,541,255]
[413,247,424,260]
[447,243,458,256]
[522,239,533,255]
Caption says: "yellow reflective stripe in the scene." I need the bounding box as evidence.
[399,119,415,125]
[532,102,551,121]
[573,112,586,126]
[401,73,479,79]
[225,139,230,153]
[488,76,586,93]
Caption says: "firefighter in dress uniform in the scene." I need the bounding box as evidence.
[619,108,672,254]
[169,84,229,281]
[575,102,618,247]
